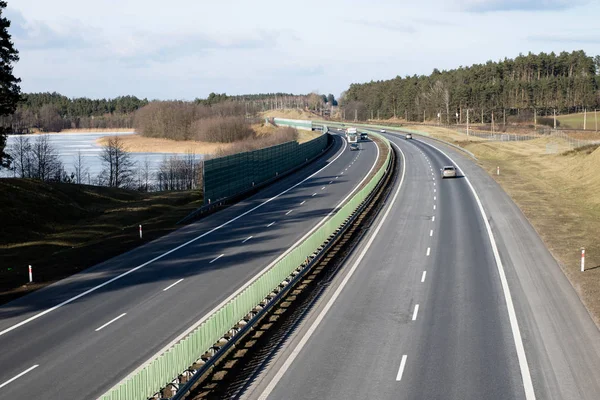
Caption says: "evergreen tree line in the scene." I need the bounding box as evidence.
[195,92,338,109]
[4,93,149,133]
[341,50,600,124]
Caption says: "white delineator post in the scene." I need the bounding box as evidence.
[28,265,33,283]
[497,166,500,176]
[139,225,143,239]
[581,248,585,272]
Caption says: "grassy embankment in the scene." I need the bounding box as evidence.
[404,123,600,326]
[557,111,600,130]
[96,121,322,154]
[0,179,202,305]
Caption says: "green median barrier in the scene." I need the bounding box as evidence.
[101,132,391,400]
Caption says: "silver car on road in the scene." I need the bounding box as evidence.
[441,165,457,179]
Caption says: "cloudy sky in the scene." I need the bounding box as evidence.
[6,0,600,100]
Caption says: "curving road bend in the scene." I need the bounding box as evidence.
[0,131,380,399]
[245,130,600,400]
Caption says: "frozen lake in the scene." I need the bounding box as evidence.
[1,132,203,184]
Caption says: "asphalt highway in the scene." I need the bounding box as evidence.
[0,131,380,399]
[245,130,600,400]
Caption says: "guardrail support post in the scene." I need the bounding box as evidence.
[581,247,585,272]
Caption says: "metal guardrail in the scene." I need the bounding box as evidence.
[99,132,392,400]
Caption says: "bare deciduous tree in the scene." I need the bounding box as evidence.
[8,135,33,178]
[98,136,136,188]
[73,150,88,184]
[136,157,151,192]
[31,135,63,181]
[156,151,201,191]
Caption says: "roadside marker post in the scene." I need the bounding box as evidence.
[28,265,33,283]
[497,166,500,176]
[581,248,585,272]
[139,225,143,239]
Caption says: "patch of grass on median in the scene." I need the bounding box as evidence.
[0,179,203,305]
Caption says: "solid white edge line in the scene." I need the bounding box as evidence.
[415,138,536,400]
[421,271,427,283]
[108,135,381,390]
[0,136,352,338]
[209,254,224,264]
[163,279,184,292]
[396,355,408,381]
[257,141,405,400]
[412,304,419,321]
[95,313,127,332]
[0,364,39,389]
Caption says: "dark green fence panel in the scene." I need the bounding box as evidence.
[203,134,328,204]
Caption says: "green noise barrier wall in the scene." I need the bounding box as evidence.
[203,134,328,205]
[273,118,313,131]
[100,132,391,400]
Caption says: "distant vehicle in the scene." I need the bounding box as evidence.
[350,143,359,151]
[441,165,457,179]
[406,133,412,139]
[380,129,386,133]
[346,127,357,136]
[360,133,368,141]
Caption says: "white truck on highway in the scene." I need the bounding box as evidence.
[346,128,359,151]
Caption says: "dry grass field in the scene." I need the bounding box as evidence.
[0,179,202,305]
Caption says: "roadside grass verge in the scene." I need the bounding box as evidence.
[0,179,202,305]
[407,125,600,326]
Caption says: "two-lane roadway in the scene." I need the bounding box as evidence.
[0,131,380,399]
[246,130,600,400]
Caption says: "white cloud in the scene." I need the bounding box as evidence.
[457,0,589,12]
[7,0,600,99]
